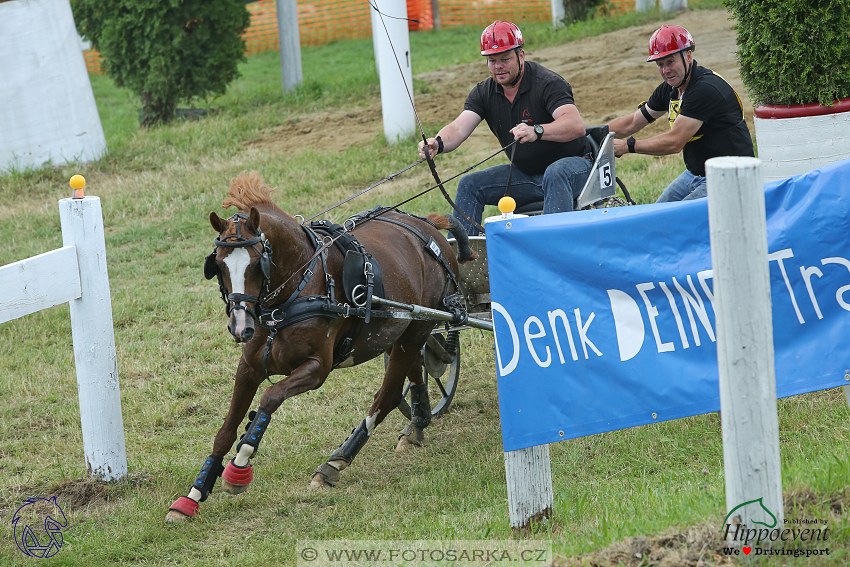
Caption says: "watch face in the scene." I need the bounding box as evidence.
[534,124,544,135]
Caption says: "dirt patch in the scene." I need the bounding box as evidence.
[553,489,848,566]
[244,9,750,156]
[47,478,110,511]
[553,522,732,567]
[43,472,152,513]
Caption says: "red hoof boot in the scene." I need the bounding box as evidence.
[168,496,199,518]
[222,459,254,487]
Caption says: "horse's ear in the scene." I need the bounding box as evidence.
[210,212,226,233]
[248,207,261,233]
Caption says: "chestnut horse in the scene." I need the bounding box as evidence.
[166,172,474,522]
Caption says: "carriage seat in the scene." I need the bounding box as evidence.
[513,125,613,215]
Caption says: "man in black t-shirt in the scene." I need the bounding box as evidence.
[607,25,754,202]
[418,21,592,235]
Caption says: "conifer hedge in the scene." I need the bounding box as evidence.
[723,0,850,107]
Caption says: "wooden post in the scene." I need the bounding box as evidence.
[430,0,441,31]
[59,196,128,481]
[551,0,565,27]
[505,444,553,530]
[276,0,302,92]
[706,157,783,534]
[370,0,416,142]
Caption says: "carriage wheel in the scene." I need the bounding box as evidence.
[394,330,461,420]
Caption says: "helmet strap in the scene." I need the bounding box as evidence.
[674,51,692,90]
[508,48,524,88]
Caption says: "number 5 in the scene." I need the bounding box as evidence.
[599,163,613,188]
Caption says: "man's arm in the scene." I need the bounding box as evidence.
[509,103,586,144]
[612,114,703,157]
[419,110,482,158]
[607,104,665,139]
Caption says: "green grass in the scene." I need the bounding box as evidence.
[1,4,848,566]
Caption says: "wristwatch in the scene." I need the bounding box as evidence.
[627,136,636,153]
[533,124,544,141]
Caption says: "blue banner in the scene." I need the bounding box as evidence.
[488,159,850,452]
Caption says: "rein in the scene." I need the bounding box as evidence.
[260,139,517,307]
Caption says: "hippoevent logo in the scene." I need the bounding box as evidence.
[12,496,68,559]
[720,497,831,558]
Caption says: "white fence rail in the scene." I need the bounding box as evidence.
[1,195,127,481]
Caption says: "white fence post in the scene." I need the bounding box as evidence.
[551,0,565,26]
[706,157,783,533]
[58,196,127,481]
[371,0,416,142]
[505,444,553,530]
[276,0,302,92]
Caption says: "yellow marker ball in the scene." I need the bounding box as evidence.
[69,175,86,190]
[498,196,516,214]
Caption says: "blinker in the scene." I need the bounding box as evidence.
[204,252,219,280]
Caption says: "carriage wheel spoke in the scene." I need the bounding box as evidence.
[433,375,448,398]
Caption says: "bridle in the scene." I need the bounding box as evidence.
[206,213,274,319]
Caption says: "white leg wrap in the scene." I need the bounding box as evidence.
[233,443,254,467]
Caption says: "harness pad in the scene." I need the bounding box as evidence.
[342,250,385,307]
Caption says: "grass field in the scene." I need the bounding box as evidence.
[2,3,849,566]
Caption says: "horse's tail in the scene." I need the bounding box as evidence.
[427,214,478,263]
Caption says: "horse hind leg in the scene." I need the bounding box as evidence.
[396,353,431,451]
[310,412,379,489]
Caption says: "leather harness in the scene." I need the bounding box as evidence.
[208,207,465,382]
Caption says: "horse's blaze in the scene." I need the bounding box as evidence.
[222,460,253,487]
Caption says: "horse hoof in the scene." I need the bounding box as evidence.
[165,509,191,523]
[222,479,250,495]
[221,459,253,494]
[166,496,199,522]
[310,474,334,489]
[396,423,424,451]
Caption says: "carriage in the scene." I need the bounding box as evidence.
[396,125,630,420]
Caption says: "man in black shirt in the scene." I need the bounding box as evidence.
[607,25,754,202]
[418,20,592,235]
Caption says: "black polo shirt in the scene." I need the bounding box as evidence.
[464,61,588,175]
[646,62,754,177]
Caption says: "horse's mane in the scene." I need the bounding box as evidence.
[222,171,276,211]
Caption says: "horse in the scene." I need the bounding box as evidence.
[166,171,475,522]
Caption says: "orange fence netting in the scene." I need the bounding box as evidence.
[83,0,635,74]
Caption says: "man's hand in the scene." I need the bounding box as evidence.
[613,138,629,157]
[418,138,440,159]
[510,122,538,144]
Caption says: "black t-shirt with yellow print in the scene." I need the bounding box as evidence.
[647,62,754,177]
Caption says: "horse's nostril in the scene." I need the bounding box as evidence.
[243,327,254,341]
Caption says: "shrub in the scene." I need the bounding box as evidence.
[562,0,606,23]
[73,0,251,126]
[723,0,850,106]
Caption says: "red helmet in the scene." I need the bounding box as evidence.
[480,21,524,56]
[646,25,695,62]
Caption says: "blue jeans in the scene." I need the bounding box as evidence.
[656,170,707,202]
[452,156,593,235]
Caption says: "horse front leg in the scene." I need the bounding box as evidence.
[166,358,262,523]
[311,340,420,489]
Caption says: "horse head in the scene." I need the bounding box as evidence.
[205,207,273,343]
